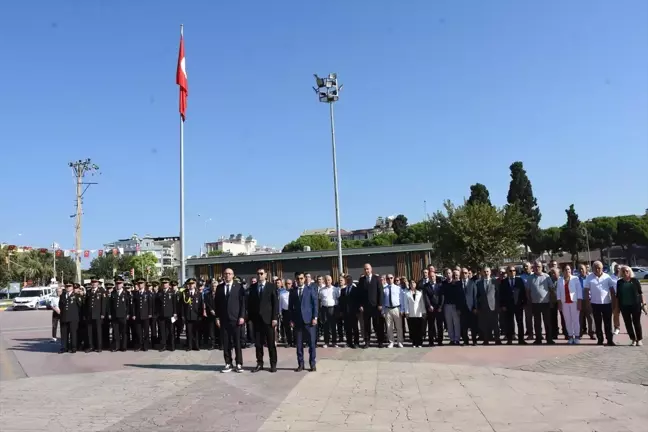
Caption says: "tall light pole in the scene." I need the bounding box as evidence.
[69,159,99,283]
[52,242,59,282]
[314,73,344,276]
[198,214,212,257]
[581,225,592,265]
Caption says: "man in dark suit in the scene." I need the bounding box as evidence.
[59,282,82,353]
[109,276,131,352]
[131,278,153,351]
[247,268,279,373]
[340,275,360,348]
[421,266,444,346]
[358,263,384,348]
[203,279,220,349]
[475,267,501,345]
[215,268,246,373]
[500,265,528,345]
[289,271,318,372]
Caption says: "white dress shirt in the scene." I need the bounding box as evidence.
[586,273,616,304]
[319,285,339,307]
[279,289,290,311]
[382,284,405,312]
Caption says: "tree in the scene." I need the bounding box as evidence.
[342,240,365,249]
[282,235,335,252]
[161,267,178,281]
[614,215,648,262]
[391,214,409,237]
[586,217,617,263]
[130,252,159,279]
[467,183,492,207]
[506,161,541,257]
[207,250,223,256]
[88,253,133,280]
[541,227,563,260]
[364,233,397,247]
[560,204,585,265]
[430,201,526,270]
[397,221,434,244]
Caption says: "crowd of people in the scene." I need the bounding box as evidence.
[49,260,646,373]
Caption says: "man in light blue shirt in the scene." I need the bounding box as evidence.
[383,274,405,347]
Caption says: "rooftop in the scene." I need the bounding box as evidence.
[187,243,433,265]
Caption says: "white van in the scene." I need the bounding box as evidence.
[12,287,50,310]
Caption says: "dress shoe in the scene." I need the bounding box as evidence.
[294,365,304,372]
[253,364,264,373]
[309,365,317,372]
[58,348,65,354]
[269,366,277,373]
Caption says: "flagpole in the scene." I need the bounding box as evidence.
[179,24,186,285]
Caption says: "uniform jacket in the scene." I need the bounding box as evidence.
[132,290,154,320]
[181,289,203,321]
[109,289,131,319]
[155,289,177,318]
[83,288,107,320]
[59,292,83,322]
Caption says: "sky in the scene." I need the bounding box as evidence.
[2,0,647,263]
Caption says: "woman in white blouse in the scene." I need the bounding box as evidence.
[404,279,426,347]
[556,265,583,344]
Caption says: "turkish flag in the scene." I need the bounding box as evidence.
[98,249,104,257]
[83,250,90,258]
[55,250,63,257]
[176,29,188,121]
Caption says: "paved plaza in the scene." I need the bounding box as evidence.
[1,311,647,432]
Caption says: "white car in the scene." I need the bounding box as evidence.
[12,287,51,310]
[631,267,648,280]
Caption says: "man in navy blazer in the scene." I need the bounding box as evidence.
[289,271,318,372]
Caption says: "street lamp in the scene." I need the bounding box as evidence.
[313,73,344,276]
[580,225,592,265]
[198,215,212,256]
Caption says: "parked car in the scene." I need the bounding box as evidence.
[630,267,648,280]
[12,287,52,310]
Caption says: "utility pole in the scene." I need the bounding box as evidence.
[52,242,59,282]
[69,159,100,283]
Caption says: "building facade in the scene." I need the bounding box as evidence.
[103,236,180,275]
[204,234,279,256]
[186,243,434,283]
[304,216,396,243]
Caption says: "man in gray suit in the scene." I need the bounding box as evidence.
[476,267,501,345]
[459,268,478,346]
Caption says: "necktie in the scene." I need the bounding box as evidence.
[388,285,393,307]
[299,288,303,299]
[226,284,230,296]
[259,284,264,294]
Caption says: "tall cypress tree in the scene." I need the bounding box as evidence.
[506,161,541,255]
[467,183,492,206]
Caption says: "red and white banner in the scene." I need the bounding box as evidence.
[98,249,104,257]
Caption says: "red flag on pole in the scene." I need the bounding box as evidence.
[176,27,188,121]
[83,250,90,258]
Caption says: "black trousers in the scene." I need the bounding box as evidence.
[502,307,525,342]
[321,306,337,346]
[127,319,135,348]
[174,318,182,343]
[280,311,293,345]
[254,321,277,366]
[549,304,560,338]
[158,317,175,350]
[150,315,158,346]
[112,318,128,350]
[86,318,103,350]
[620,304,643,342]
[206,315,220,348]
[479,310,500,343]
[336,307,345,342]
[60,320,78,352]
[407,317,424,346]
[426,310,444,345]
[102,319,111,349]
[592,303,613,342]
[345,311,360,346]
[185,320,199,349]
[77,320,86,349]
[52,314,60,339]
[363,307,384,346]
[221,321,243,366]
[532,303,552,342]
[135,318,150,350]
[461,310,478,344]
[580,305,594,337]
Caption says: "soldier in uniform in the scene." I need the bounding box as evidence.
[77,283,88,351]
[109,276,131,352]
[171,280,183,345]
[59,282,82,354]
[84,278,107,353]
[148,281,159,348]
[181,278,203,351]
[131,278,153,351]
[102,281,114,350]
[155,277,177,351]
[124,282,135,349]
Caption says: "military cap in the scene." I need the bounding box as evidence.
[73,283,81,289]
[104,281,115,287]
[83,282,92,288]
[170,280,179,287]
[151,281,160,286]
[160,277,171,283]
[114,276,125,282]
[135,278,146,284]
[91,278,100,283]
[185,278,197,285]
[64,282,73,287]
